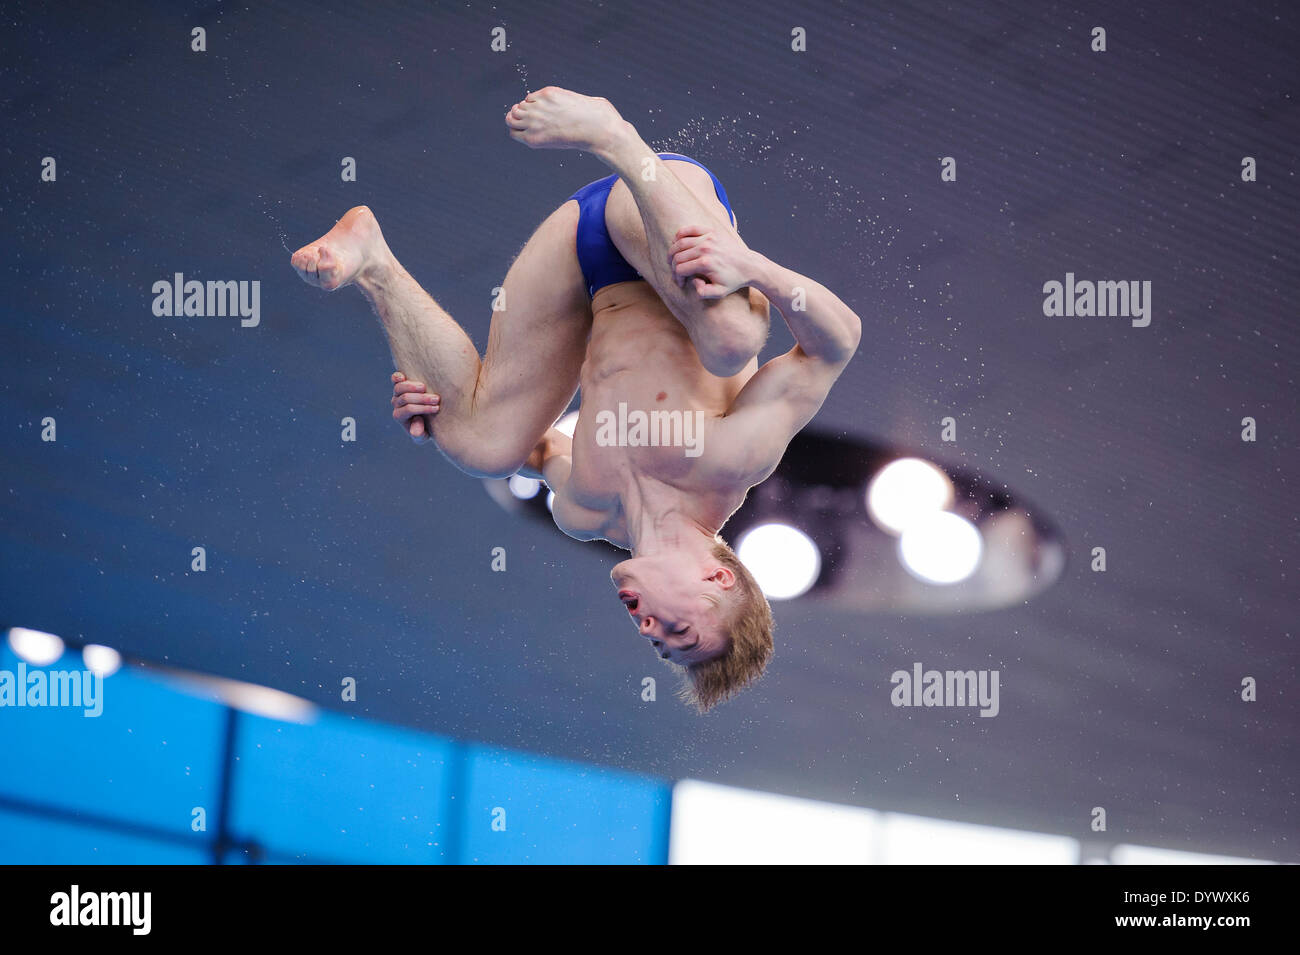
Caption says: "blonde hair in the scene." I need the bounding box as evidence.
[667,537,774,713]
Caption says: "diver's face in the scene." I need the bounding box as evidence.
[611,556,731,665]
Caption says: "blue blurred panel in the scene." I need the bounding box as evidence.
[0,647,225,835]
[459,746,670,864]
[220,849,308,864]
[229,711,457,864]
[0,808,209,864]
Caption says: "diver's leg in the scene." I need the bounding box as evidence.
[290,203,590,478]
[506,87,767,376]
[603,161,769,377]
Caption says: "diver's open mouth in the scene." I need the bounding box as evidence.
[618,590,639,613]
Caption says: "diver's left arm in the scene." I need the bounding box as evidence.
[704,340,857,487]
[666,227,862,364]
[747,255,862,365]
[669,228,862,484]
[519,427,610,542]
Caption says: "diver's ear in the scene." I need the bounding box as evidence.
[707,565,737,590]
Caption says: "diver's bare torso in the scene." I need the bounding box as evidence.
[301,85,860,574]
[551,278,764,548]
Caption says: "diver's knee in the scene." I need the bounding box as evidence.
[439,427,530,480]
[460,457,525,481]
[459,447,530,481]
[696,311,765,378]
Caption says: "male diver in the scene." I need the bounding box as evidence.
[291,87,861,711]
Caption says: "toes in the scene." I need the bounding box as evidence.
[315,247,341,289]
[291,246,325,287]
[291,252,319,286]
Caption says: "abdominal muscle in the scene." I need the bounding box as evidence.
[559,281,752,529]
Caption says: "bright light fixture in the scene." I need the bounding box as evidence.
[669,779,880,864]
[736,522,821,600]
[6,627,65,666]
[867,457,955,535]
[507,474,541,500]
[898,511,983,584]
[82,644,122,677]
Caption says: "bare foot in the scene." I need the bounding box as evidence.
[504,86,631,155]
[290,205,389,291]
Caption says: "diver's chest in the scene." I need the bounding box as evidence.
[569,411,705,499]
